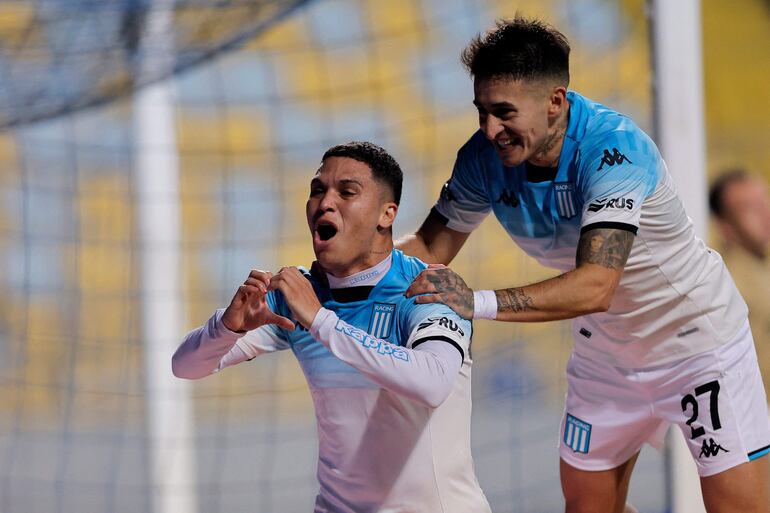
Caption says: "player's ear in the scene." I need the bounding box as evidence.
[548,85,567,118]
[379,202,398,229]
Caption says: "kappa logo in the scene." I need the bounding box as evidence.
[596,147,632,171]
[699,438,729,459]
[417,316,465,337]
[587,197,634,212]
[495,188,520,208]
[335,319,409,362]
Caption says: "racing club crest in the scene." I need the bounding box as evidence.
[554,182,578,219]
[369,303,396,339]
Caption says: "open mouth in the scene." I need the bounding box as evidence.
[496,137,522,150]
[316,223,338,242]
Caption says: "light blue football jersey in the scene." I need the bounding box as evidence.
[436,91,661,271]
[250,249,472,388]
[234,249,489,513]
[435,91,747,368]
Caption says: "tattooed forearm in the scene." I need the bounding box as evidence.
[576,228,634,269]
[495,288,535,313]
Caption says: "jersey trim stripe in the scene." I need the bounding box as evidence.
[580,221,638,235]
[413,335,465,364]
[748,444,770,461]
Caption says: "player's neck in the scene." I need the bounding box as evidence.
[326,251,393,289]
[529,102,570,168]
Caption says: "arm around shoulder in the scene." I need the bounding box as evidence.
[396,208,470,265]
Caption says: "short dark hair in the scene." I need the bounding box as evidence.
[461,16,570,85]
[322,141,403,205]
[709,169,749,218]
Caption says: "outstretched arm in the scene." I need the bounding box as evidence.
[405,227,634,322]
[172,269,294,379]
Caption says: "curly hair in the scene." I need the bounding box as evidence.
[461,16,570,85]
[322,141,403,205]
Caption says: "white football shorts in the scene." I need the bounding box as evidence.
[559,321,770,477]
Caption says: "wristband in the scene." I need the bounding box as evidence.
[472,290,497,320]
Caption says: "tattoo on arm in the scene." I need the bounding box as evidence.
[576,228,634,269]
[495,288,535,314]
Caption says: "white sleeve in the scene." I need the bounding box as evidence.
[310,308,462,408]
[433,135,492,233]
[171,309,287,379]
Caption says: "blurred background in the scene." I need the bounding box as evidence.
[0,0,768,512]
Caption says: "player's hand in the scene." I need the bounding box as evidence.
[268,266,323,329]
[405,264,474,320]
[222,269,295,333]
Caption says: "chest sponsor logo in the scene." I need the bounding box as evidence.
[554,182,578,219]
[564,413,592,454]
[596,147,632,171]
[369,303,396,339]
[495,188,520,208]
[587,197,634,212]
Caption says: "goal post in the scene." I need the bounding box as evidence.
[650,0,708,511]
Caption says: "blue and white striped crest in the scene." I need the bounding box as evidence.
[564,414,592,454]
[554,182,578,219]
[369,303,395,339]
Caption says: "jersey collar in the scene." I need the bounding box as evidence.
[325,252,393,302]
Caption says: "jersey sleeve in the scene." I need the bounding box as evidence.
[171,292,291,379]
[578,129,661,234]
[309,307,465,408]
[433,133,492,233]
[402,301,472,365]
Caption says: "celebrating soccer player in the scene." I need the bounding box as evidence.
[172,142,491,513]
[398,17,770,513]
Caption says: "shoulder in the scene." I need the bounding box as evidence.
[575,93,657,155]
[390,249,428,283]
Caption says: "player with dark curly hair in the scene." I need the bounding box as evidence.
[399,17,770,513]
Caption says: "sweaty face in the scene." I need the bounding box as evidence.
[473,77,559,167]
[722,178,770,257]
[306,156,396,277]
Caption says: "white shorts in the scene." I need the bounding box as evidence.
[559,321,770,477]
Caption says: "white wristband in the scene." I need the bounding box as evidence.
[473,290,497,320]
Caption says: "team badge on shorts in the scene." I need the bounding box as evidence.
[564,414,592,454]
[554,182,578,219]
[369,303,395,339]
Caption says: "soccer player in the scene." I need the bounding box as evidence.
[397,17,770,513]
[172,142,491,513]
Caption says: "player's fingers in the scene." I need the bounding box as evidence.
[248,269,272,287]
[266,311,296,330]
[426,263,447,269]
[405,272,438,297]
[267,273,286,291]
[239,284,267,302]
[413,293,442,304]
[244,277,268,294]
